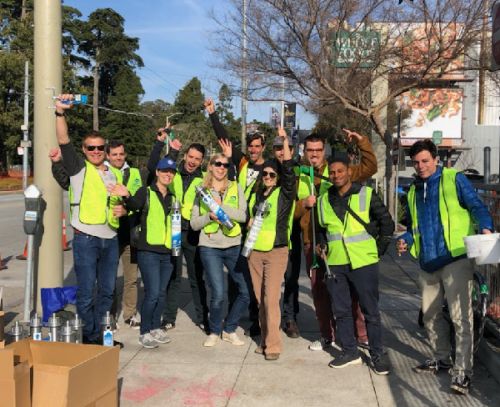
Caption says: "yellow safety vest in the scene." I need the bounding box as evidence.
[238,162,258,201]
[145,187,175,249]
[200,181,241,237]
[407,167,474,258]
[78,162,120,229]
[318,186,378,269]
[297,165,331,200]
[169,171,205,221]
[248,188,294,251]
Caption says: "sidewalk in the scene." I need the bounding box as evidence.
[2,244,500,406]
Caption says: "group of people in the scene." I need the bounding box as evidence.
[52,93,494,395]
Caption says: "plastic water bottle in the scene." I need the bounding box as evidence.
[195,186,235,230]
[171,200,182,256]
[61,321,74,343]
[10,321,24,342]
[72,314,83,344]
[30,313,42,341]
[101,311,114,347]
[241,200,269,257]
[55,94,88,105]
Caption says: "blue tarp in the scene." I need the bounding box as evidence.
[40,286,77,323]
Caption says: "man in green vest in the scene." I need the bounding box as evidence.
[147,130,209,332]
[55,94,125,345]
[317,154,394,374]
[106,140,143,329]
[397,139,494,395]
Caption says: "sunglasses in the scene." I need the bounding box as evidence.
[262,171,277,178]
[85,145,105,152]
[213,161,230,168]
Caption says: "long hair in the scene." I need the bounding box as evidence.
[202,153,230,191]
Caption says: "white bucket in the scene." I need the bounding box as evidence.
[463,233,500,265]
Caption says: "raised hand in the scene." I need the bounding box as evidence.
[204,98,215,114]
[169,137,182,151]
[48,147,62,163]
[156,128,168,142]
[343,128,363,144]
[55,94,74,113]
[218,138,232,158]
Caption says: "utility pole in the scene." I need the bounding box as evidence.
[34,0,63,312]
[241,0,248,151]
[22,61,30,191]
[280,77,285,128]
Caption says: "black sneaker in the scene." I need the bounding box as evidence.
[450,374,471,395]
[371,354,390,375]
[414,359,453,374]
[161,322,176,331]
[328,352,362,369]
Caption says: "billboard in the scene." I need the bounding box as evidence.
[396,88,463,147]
[332,30,380,68]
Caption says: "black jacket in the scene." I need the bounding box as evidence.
[319,183,395,256]
[249,159,296,249]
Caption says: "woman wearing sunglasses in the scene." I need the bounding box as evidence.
[247,128,296,360]
[110,150,181,349]
[190,152,249,347]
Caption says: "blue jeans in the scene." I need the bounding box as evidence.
[137,250,175,335]
[199,245,250,334]
[73,232,119,341]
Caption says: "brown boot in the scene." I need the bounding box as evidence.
[284,320,300,339]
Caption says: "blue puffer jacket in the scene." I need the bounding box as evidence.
[400,166,494,272]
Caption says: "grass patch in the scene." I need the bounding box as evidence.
[0,177,32,191]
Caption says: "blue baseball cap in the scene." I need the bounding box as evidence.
[157,157,177,171]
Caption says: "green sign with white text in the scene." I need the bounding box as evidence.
[332,30,380,68]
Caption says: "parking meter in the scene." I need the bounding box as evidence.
[23,184,42,322]
[23,184,43,235]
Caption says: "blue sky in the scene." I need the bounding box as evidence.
[64,0,315,129]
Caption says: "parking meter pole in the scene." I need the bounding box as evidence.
[33,0,63,313]
[23,234,35,322]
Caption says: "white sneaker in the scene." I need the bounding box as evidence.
[139,333,159,349]
[222,331,245,346]
[203,333,220,347]
[150,329,171,344]
[309,338,332,351]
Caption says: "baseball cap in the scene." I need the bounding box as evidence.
[157,157,177,171]
[272,136,293,147]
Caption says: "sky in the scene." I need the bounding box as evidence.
[64,0,316,129]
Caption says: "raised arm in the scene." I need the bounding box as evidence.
[344,129,377,182]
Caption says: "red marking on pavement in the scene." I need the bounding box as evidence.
[181,377,237,406]
[122,377,178,403]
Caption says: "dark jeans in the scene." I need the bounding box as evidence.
[137,250,175,335]
[199,245,250,334]
[73,232,119,341]
[326,263,383,357]
[282,221,302,321]
[164,230,209,325]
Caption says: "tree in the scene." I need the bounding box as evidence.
[212,0,487,215]
[171,77,206,125]
[78,8,143,130]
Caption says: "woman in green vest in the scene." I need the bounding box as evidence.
[111,156,179,349]
[246,130,295,360]
[190,153,249,347]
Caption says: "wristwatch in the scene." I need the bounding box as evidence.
[55,111,65,117]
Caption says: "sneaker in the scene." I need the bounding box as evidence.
[450,373,471,395]
[413,359,453,374]
[255,345,265,355]
[139,333,159,349]
[284,320,300,339]
[309,338,332,351]
[162,322,175,331]
[150,328,171,344]
[357,340,370,350]
[371,354,390,375]
[203,333,220,347]
[124,315,140,330]
[222,331,245,346]
[265,353,280,361]
[328,352,362,369]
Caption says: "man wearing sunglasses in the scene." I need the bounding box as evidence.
[147,130,210,333]
[55,94,125,345]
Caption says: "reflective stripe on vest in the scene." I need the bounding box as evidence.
[79,162,120,229]
[200,181,241,237]
[408,167,474,258]
[146,187,173,248]
[297,165,331,200]
[317,186,378,269]
[238,162,257,201]
[248,189,279,251]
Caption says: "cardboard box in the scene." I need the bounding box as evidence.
[0,310,5,347]
[1,340,119,407]
[0,345,31,407]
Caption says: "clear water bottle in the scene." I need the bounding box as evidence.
[55,94,88,105]
[171,200,182,256]
[101,311,114,347]
[241,200,269,257]
[195,186,234,230]
[30,313,42,341]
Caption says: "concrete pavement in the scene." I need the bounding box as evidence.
[1,192,499,406]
